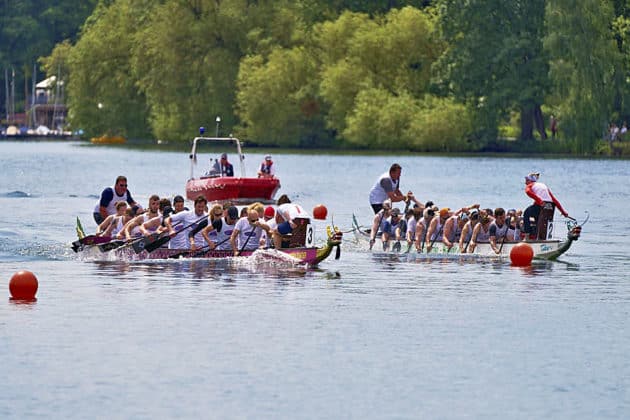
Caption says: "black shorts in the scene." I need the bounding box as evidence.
[371,203,383,214]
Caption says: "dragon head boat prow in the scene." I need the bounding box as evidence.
[315,226,343,262]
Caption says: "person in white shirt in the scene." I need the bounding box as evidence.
[164,196,208,250]
[230,209,271,255]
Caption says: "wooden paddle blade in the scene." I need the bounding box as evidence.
[131,233,160,253]
[98,240,126,252]
[143,234,171,253]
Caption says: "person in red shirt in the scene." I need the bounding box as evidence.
[523,173,569,240]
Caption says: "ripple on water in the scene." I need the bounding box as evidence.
[1,190,31,198]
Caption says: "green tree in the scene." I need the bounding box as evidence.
[66,0,151,138]
[317,7,442,147]
[545,0,619,152]
[1,0,97,116]
[236,48,327,146]
[435,0,549,143]
[610,1,630,125]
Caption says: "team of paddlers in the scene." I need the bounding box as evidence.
[367,165,572,254]
[87,176,311,255]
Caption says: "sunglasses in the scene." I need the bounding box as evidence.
[118,184,127,187]
[213,212,223,217]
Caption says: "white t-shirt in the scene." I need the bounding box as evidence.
[168,210,207,249]
[233,217,265,251]
[276,203,310,222]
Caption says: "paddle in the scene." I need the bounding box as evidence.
[235,225,257,256]
[497,224,510,254]
[98,239,127,252]
[426,222,444,254]
[71,234,112,252]
[168,236,232,259]
[140,215,206,254]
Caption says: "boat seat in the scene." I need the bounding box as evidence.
[283,218,311,248]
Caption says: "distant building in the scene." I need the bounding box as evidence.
[29,76,67,131]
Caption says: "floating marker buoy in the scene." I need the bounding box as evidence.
[313,204,328,220]
[9,270,38,301]
[510,243,534,266]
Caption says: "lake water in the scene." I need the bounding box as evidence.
[1,140,629,419]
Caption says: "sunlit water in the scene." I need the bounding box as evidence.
[1,141,629,419]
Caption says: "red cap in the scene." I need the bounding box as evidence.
[264,206,275,218]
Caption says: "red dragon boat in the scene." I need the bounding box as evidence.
[185,132,280,204]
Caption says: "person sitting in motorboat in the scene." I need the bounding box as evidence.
[271,198,311,249]
[257,154,275,178]
[205,153,234,177]
[218,153,234,177]
[231,209,272,255]
[200,205,238,251]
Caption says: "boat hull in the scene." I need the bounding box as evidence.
[76,227,343,267]
[351,214,580,260]
[185,177,280,204]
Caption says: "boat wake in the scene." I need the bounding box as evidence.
[231,249,308,270]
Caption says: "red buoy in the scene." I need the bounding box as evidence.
[9,270,38,301]
[510,243,534,266]
[313,204,328,220]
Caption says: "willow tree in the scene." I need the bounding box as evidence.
[66,0,151,138]
[435,0,549,143]
[316,7,443,148]
[545,0,619,153]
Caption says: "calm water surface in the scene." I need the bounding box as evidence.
[1,141,629,419]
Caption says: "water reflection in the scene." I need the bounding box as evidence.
[89,258,313,286]
[8,298,38,306]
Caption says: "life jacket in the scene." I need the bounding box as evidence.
[260,160,273,174]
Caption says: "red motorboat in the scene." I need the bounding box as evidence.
[185,134,280,204]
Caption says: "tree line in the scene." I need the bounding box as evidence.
[4,0,630,154]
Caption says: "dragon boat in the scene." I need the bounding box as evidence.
[351,214,584,261]
[185,131,280,205]
[72,226,343,267]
